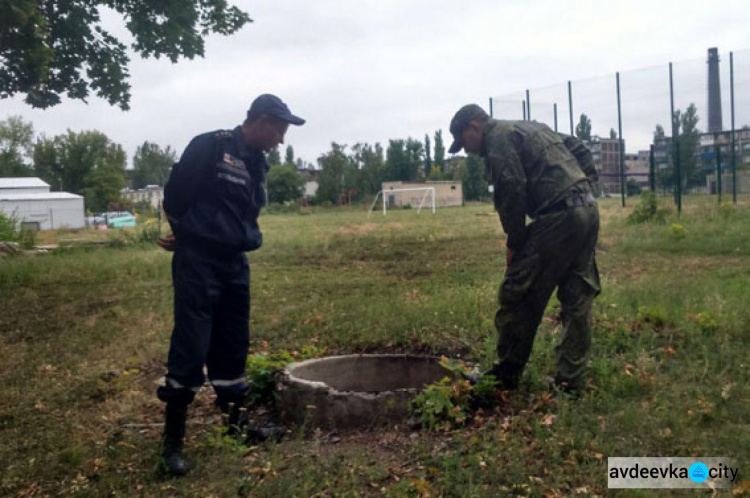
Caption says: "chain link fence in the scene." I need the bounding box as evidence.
[491,48,750,215]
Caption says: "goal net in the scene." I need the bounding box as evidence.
[368,187,436,216]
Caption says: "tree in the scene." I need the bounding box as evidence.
[284,145,295,166]
[316,143,357,204]
[267,164,303,204]
[132,142,176,189]
[385,138,423,182]
[434,130,445,171]
[82,160,127,213]
[576,114,592,142]
[424,134,432,177]
[674,104,701,188]
[267,147,281,167]
[610,128,617,139]
[0,115,34,177]
[461,154,488,201]
[1,1,251,109]
[654,124,665,141]
[352,142,385,196]
[32,130,126,210]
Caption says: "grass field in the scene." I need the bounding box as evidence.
[1,199,749,497]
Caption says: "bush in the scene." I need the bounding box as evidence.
[668,223,688,241]
[0,212,16,242]
[18,226,37,249]
[628,191,669,224]
[137,219,162,243]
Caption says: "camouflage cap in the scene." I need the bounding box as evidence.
[448,104,489,153]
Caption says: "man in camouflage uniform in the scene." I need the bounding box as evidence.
[448,104,601,392]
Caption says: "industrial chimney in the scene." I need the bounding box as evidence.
[707,47,723,133]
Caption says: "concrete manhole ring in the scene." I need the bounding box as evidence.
[280,354,451,429]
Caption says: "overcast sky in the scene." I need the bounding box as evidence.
[3,0,750,167]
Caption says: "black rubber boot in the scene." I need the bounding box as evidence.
[465,363,522,391]
[245,424,284,445]
[161,403,188,476]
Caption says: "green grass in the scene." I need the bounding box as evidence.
[0,200,748,497]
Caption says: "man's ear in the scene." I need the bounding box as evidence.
[468,120,483,133]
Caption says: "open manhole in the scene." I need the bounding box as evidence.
[280,354,451,429]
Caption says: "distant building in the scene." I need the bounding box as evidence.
[589,137,623,195]
[699,129,750,194]
[625,150,651,190]
[296,166,319,200]
[0,178,84,230]
[121,185,164,210]
[381,181,463,208]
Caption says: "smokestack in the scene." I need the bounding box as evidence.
[707,47,723,133]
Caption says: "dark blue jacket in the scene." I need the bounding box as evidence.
[164,126,268,254]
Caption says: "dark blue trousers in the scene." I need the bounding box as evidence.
[157,244,250,406]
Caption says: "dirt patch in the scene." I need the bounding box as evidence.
[337,223,378,236]
[337,222,407,237]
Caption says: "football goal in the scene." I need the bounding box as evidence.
[368,187,436,216]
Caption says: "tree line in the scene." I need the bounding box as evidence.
[0,115,174,212]
[0,115,491,212]
[266,131,490,205]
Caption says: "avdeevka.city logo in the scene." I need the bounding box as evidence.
[689,462,709,483]
[607,457,739,489]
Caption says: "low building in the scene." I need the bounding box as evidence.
[0,178,84,230]
[381,181,463,208]
[121,185,164,210]
[625,150,651,190]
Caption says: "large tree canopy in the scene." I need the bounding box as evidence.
[0,1,251,109]
[0,115,35,177]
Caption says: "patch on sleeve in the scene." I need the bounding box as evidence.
[213,130,233,140]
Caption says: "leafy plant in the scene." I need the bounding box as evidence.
[245,344,327,408]
[412,358,502,430]
[137,219,162,243]
[628,191,669,224]
[17,226,37,249]
[636,305,668,328]
[687,312,719,333]
[0,212,16,242]
[668,223,688,240]
[719,202,735,218]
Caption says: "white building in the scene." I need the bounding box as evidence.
[0,178,85,230]
[121,185,164,210]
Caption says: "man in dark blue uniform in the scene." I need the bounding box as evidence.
[156,94,305,475]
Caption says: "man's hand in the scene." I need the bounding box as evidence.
[506,247,514,267]
[157,234,176,252]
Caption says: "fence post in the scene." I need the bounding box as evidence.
[717,145,723,204]
[650,145,656,192]
[554,103,558,132]
[669,62,682,216]
[526,89,531,121]
[617,72,625,207]
[568,81,574,135]
[730,51,737,203]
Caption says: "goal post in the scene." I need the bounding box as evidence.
[368,187,436,216]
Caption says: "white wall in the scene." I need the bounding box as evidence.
[0,197,85,230]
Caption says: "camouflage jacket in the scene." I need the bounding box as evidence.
[481,119,589,251]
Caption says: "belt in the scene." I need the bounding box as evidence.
[535,192,596,218]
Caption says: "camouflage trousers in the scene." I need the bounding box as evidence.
[494,200,601,390]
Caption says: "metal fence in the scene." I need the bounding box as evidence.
[491,48,750,215]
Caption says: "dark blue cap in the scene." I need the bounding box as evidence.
[246,94,305,125]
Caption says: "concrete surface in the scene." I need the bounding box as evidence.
[280,354,449,429]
